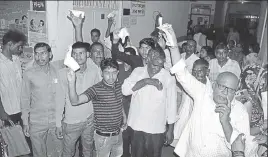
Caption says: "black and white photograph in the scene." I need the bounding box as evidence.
[0,1,267,157]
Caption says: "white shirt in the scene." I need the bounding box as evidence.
[181,53,199,73]
[170,59,257,157]
[122,66,177,134]
[0,53,22,115]
[209,58,241,83]
[56,58,102,127]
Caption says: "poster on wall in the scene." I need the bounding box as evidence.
[122,16,130,28]
[32,0,46,11]
[28,11,47,47]
[130,1,145,16]
[0,1,30,46]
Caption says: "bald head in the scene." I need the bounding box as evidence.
[216,72,239,89]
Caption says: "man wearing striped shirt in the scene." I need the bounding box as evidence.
[68,58,126,157]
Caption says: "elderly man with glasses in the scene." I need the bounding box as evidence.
[164,26,258,157]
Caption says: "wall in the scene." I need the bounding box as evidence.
[122,1,190,46]
[213,0,226,28]
[46,1,191,60]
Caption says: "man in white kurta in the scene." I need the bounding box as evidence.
[170,58,258,157]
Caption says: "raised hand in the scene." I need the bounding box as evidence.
[67,10,84,27]
[67,68,76,83]
[55,127,63,139]
[108,17,114,27]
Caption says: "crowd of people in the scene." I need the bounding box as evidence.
[0,10,267,157]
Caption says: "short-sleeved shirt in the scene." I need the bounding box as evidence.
[83,80,123,132]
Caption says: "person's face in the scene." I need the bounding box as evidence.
[34,46,51,66]
[192,64,209,84]
[244,53,259,65]
[15,20,19,24]
[102,67,119,85]
[39,21,44,27]
[91,45,104,67]
[213,77,238,105]
[9,41,24,56]
[91,32,100,43]
[139,43,151,59]
[186,41,196,55]
[229,27,234,32]
[228,41,235,48]
[72,48,88,65]
[147,50,165,75]
[200,48,208,58]
[215,49,228,63]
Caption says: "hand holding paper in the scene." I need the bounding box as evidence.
[107,10,116,19]
[64,45,80,72]
[67,10,85,26]
[157,23,178,47]
[118,27,130,44]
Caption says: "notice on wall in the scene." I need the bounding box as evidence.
[28,11,47,47]
[32,0,46,11]
[130,16,137,25]
[130,1,145,16]
[122,16,130,28]
[0,1,30,46]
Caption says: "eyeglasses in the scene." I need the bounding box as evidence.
[216,82,236,94]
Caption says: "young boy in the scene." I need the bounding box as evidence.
[68,58,126,157]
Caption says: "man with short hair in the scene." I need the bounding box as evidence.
[56,42,101,157]
[68,58,126,157]
[0,30,26,122]
[0,30,32,156]
[111,37,155,69]
[165,26,257,157]
[181,39,199,73]
[122,45,177,157]
[21,42,63,156]
[68,12,111,58]
[88,42,105,68]
[209,43,241,83]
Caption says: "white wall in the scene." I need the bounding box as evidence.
[46,1,191,60]
[123,1,190,46]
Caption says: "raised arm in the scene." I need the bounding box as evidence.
[67,11,84,42]
[20,72,31,126]
[67,69,90,106]
[105,18,113,38]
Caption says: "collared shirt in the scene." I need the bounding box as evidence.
[209,58,241,82]
[170,59,257,157]
[181,52,199,73]
[21,63,62,126]
[56,58,102,127]
[0,53,22,115]
[83,81,123,132]
[122,66,177,134]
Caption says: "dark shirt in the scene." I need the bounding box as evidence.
[118,64,132,116]
[111,43,143,69]
[83,80,123,132]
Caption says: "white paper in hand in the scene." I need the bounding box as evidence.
[118,27,130,44]
[107,10,116,18]
[157,23,176,47]
[69,10,85,18]
[64,45,80,71]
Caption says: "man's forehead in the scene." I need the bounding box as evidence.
[35,47,48,53]
[91,45,103,51]
[193,64,208,70]
[216,49,227,53]
[72,48,86,53]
